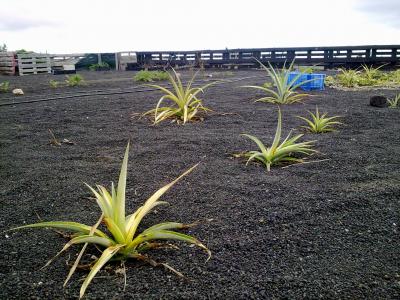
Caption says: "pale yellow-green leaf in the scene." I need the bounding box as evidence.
[79,244,124,299]
[125,163,199,244]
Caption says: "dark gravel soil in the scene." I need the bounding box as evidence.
[1,70,399,299]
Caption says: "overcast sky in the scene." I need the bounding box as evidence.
[1,0,399,53]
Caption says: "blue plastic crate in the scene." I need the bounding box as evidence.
[287,72,326,91]
[287,72,308,87]
[302,73,326,91]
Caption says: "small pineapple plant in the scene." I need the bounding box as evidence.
[241,108,315,171]
[10,143,210,298]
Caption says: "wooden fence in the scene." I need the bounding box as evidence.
[135,45,400,68]
[17,53,51,75]
[116,52,137,70]
[2,45,400,75]
[0,52,17,75]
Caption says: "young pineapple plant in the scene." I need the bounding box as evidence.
[242,59,312,104]
[143,67,217,124]
[65,74,85,87]
[388,94,400,108]
[0,81,10,92]
[10,143,210,298]
[359,64,386,86]
[336,68,360,87]
[241,108,315,171]
[297,106,342,133]
[49,79,59,88]
[391,69,400,84]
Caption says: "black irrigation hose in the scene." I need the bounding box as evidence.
[0,75,265,107]
[1,75,264,104]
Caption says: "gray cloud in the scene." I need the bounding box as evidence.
[0,14,58,31]
[355,0,400,27]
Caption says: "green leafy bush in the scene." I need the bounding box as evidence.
[65,74,85,87]
[89,62,111,71]
[359,64,386,85]
[391,70,400,84]
[336,69,360,87]
[134,70,169,82]
[15,49,31,54]
[10,144,210,298]
[326,65,400,88]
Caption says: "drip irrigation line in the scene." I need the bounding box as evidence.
[0,75,266,107]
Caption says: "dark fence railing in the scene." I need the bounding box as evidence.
[135,45,400,69]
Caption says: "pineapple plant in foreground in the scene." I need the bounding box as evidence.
[241,108,315,171]
[10,143,210,298]
[297,106,342,133]
[143,67,218,124]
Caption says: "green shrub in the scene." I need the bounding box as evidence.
[390,70,400,84]
[15,49,31,54]
[65,74,85,87]
[336,69,360,87]
[327,65,400,88]
[89,62,111,71]
[134,70,169,82]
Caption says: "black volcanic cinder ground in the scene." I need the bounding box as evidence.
[0,70,399,299]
